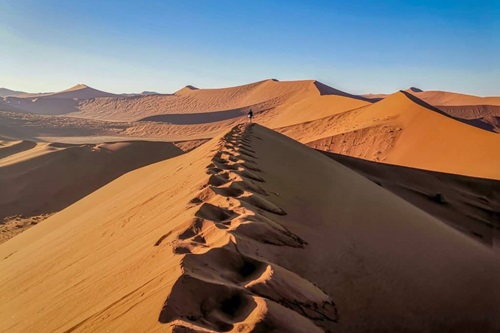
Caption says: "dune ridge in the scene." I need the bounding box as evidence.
[1,79,369,122]
[363,89,500,132]
[161,124,337,332]
[1,79,499,180]
[1,124,499,332]
[278,91,500,179]
[0,84,117,115]
[72,79,329,121]
[0,88,26,98]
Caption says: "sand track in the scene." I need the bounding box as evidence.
[160,124,336,332]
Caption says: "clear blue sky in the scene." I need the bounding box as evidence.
[1,0,498,95]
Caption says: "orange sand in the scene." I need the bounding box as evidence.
[0,124,499,332]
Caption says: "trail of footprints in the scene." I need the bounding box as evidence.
[158,124,338,332]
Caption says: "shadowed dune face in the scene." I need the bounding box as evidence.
[0,140,184,243]
[1,124,499,332]
[2,96,80,115]
[140,108,251,124]
[321,151,500,248]
[0,140,37,159]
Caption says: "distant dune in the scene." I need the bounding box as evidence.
[1,84,118,115]
[0,140,183,243]
[1,124,499,332]
[363,88,500,132]
[2,79,498,180]
[73,79,333,121]
[16,84,118,99]
[411,90,500,107]
[1,79,370,122]
[279,91,500,179]
[0,88,26,97]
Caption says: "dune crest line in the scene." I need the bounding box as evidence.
[158,123,338,332]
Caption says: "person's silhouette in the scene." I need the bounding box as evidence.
[247,109,253,123]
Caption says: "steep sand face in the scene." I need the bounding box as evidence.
[0,140,184,243]
[280,92,500,179]
[1,124,499,332]
[322,151,500,248]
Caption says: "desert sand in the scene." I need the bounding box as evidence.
[324,151,500,248]
[279,91,500,179]
[1,79,500,332]
[0,139,184,243]
[364,88,500,133]
[1,124,499,333]
[2,80,498,180]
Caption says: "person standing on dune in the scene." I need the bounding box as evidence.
[247,109,253,123]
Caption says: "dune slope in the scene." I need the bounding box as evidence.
[0,141,183,243]
[280,91,500,179]
[322,151,500,248]
[0,124,499,332]
[1,85,118,115]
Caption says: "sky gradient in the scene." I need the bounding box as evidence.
[1,0,499,95]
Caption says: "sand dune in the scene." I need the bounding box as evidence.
[1,79,373,144]
[1,80,498,179]
[410,90,500,107]
[0,88,26,98]
[364,88,500,106]
[0,99,26,113]
[0,140,37,159]
[1,124,499,332]
[1,79,369,122]
[15,84,117,99]
[258,94,370,128]
[0,140,183,243]
[1,96,80,115]
[1,84,118,115]
[279,91,500,179]
[408,90,500,132]
[323,151,500,248]
[434,105,500,133]
[363,89,500,132]
[72,79,326,121]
